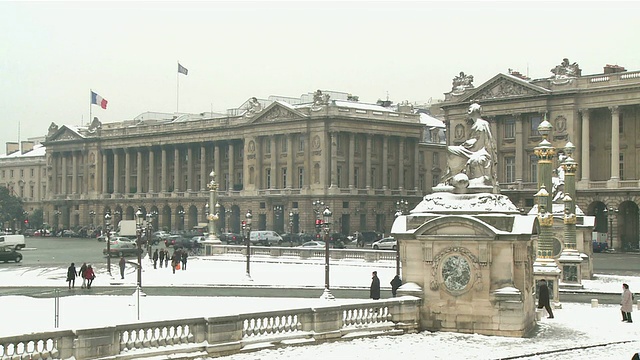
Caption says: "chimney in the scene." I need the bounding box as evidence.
[603,64,626,74]
[5,142,19,155]
[21,141,34,154]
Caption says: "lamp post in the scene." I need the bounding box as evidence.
[289,211,294,239]
[146,211,156,253]
[54,210,62,235]
[312,200,325,240]
[205,170,221,247]
[178,209,185,231]
[135,208,144,288]
[89,210,96,231]
[604,206,618,251]
[321,206,334,299]
[394,199,409,277]
[114,210,121,231]
[104,212,112,276]
[245,210,253,281]
[273,205,283,233]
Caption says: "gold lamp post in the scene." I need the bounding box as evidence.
[320,205,334,300]
[203,170,222,254]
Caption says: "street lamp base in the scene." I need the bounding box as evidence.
[244,272,253,282]
[319,287,335,300]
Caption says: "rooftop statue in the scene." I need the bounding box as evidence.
[452,71,474,93]
[551,58,582,79]
[440,102,497,191]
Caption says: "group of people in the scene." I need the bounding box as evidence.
[369,271,403,300]
[151,248,188,273]
[66,262,95,289]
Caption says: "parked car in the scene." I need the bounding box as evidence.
[23,229,36,237]
[152,231,171,245]
[173,236,203,250]
[372,237,397,250]
[103,237,141,257]
[249,230,283,246]
[164,235,183,247]
[33,229,51,237]
[62,229,79,237]
[298,241,326,249]
[593,240,609,253]
[0,247,22,263]
[220,232,243,245]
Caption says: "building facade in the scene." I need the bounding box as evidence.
[439,60,640,251]
[42,91,446,236]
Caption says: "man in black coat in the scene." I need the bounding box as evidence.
[370,271,381,300]
[537,279,554,319]
[390,275,402,297]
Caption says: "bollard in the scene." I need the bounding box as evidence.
[591,299,599,308]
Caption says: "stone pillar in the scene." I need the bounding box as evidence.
[609,106,620,182]
[48,155,55,199]
[113,151,120,194]
[72,152,78,194]
[303,135,310,189]
[287,134,294,188]
[125,149,131,194]
[330,132,338,189]
[174,147,180,192]
[270,137,277,189]
[365,135,372,189]
[148,148,155,193]
[187,145,194,192]
[382,136,388,190]
[398,138,405,190]
[200,144,207,191]
[214,143,221,190]
[414,139,419,190]
[580,109,590,183]
[161,147,167,192]
[255,138,262,189]
[102,152,108,194]
[136,149,143,193]
[228,141,234,191]
[514,113,524,183]
[348,133,355,189]
[61,154,67,195]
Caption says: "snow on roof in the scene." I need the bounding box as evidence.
[0,143,46,158]
[419,113,445,128]
[330,100,395,112]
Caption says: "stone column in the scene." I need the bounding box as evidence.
[187,145,194,192]
[348,133,355,189]
[382,136,388,190]
[365,135,372,189]
[72,152,78,194]
[256,137,263,189]
[228,141,235,191]
[270,136,277,189]
[200,144,207,191]
[514,113,524,183]
[161,147,167,193]
[148,148,155,193]
[125,149,131,194]
[61,154,67,195]
[609,106,620,181]
[102,152,108,194]
[113,151,120,194]
[398,138,405,190]
[303,135,310,189]
[580,109,590,183]
[287,134,294,188]
[330,132,338,189]
[174,147,180,192]
[214,143,221,190]
[136,149,143,193]
[414,139,419,190]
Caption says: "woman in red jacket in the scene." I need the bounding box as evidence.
[84,265,95,289]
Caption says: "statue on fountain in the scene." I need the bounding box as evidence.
[439,102,498,192]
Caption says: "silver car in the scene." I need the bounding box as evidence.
[371,237,397,250]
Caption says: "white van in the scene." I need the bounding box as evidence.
[249,231,283,246]
[0,234,26,250]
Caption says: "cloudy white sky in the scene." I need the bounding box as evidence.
[1,1,639,150]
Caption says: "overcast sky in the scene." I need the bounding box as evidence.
[1,1,639,151]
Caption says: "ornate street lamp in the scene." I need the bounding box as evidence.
[604,206,618,251]
[178,209,186,231]
[104,212,112,276]
[321,205,334,300]
[312,200,325,240]
[394,199,409,277]
[245,209,253,281]
[289,211,294,239]
[135,208,144,288]
[205,170,221,246]
[89,210,96,230]
[146,211,157,252]
[54,210,62,234]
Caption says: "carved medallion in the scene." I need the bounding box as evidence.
[312,135,321,150]
[248,140,256,154]
[442,255,471,291]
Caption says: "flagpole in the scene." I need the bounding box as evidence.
[176,62,180,113]
[89,89,93,124]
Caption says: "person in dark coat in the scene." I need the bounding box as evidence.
[171,250,180,274]
[370,271,381,300]
[84,265,95,289]
[537,279,554,318]
[119,256,126,279]
[66,262,77,289]
[159,249,165,268]
[152,249,159,269]
[79,262,88,288]
[164,249,170,268]
[390,275,402,297]
[181,251,188,271]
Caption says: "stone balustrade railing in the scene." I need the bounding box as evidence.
[0,297,420,360]
[216,245,398,262]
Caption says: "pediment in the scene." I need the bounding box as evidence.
[249,102,307,124]
[459,73,550,103]
[415,215,498,238]
[46,126,84,142]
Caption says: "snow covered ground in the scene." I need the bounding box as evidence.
[1,254,639,359]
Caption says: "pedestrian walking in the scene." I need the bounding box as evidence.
[621,283,634,323]
[119,256,126,279]
[159,249,165,268]
[370,271,380,300]
[164,249,170,268]
[537,279,554,319]
[153,249,159,269]
[390,274,402,297]
[66,262,78,289]
[79,262,88,289]
[84,265,95,289]
[171,250,180,274]
[181,251,188,270]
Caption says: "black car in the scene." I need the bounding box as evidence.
[0,247,23,262]
[172,236,202,250]
[220,233,243,245]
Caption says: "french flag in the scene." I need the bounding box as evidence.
[91,91,108,109]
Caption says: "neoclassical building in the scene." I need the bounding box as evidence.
[439,60,640,251]
[42,91,446,235]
